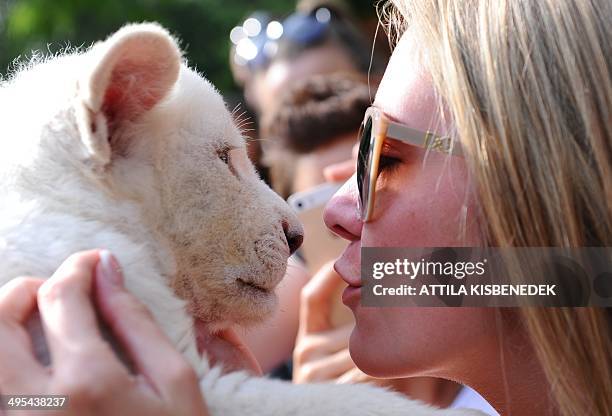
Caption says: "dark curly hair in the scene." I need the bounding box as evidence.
[262,73,373,154]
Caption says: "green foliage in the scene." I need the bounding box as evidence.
[0,0,295,93]
[0,0,377,94]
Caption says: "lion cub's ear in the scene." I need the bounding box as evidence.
[76,23,181,167]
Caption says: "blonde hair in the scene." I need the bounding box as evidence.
[381,0,612,414]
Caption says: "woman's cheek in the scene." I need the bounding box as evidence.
[362,156,478,248]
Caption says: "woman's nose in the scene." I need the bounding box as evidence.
[323,176,362,242]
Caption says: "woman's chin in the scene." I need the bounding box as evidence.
[348,320,399,378]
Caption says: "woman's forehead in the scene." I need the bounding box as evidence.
[373,30,441,133]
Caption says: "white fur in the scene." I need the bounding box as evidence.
[0,23,483,416]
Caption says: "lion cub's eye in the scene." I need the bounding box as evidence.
[217,146,239,177]
[217,147,230,165]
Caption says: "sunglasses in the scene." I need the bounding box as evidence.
[357,106,462,222]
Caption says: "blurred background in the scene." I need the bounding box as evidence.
[0,0,381,98]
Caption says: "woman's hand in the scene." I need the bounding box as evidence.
[293,148,371,384]
[195,320,263,376]
[0,250,209,416]
[293,262,369,384]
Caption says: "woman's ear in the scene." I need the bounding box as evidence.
[76,23,182,167]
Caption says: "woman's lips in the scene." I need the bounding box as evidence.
[333,241,362,288]
[341,285,361,307]
[334,242,362,308]
[334,262,361,288]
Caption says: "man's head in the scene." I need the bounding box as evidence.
[261,73,372,195]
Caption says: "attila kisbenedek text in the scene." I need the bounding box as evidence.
[370,258,556,297]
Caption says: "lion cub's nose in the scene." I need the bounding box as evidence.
[282,220,304,255]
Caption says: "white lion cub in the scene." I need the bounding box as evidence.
[0,23,482,416]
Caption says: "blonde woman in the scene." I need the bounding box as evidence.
[0,1,609,415]
[323,0,611,415]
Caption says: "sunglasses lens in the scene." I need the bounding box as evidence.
[357,116,373,219]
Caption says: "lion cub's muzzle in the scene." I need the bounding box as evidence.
[282,220,304,255]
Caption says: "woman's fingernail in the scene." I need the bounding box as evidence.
[98,250,124,286]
